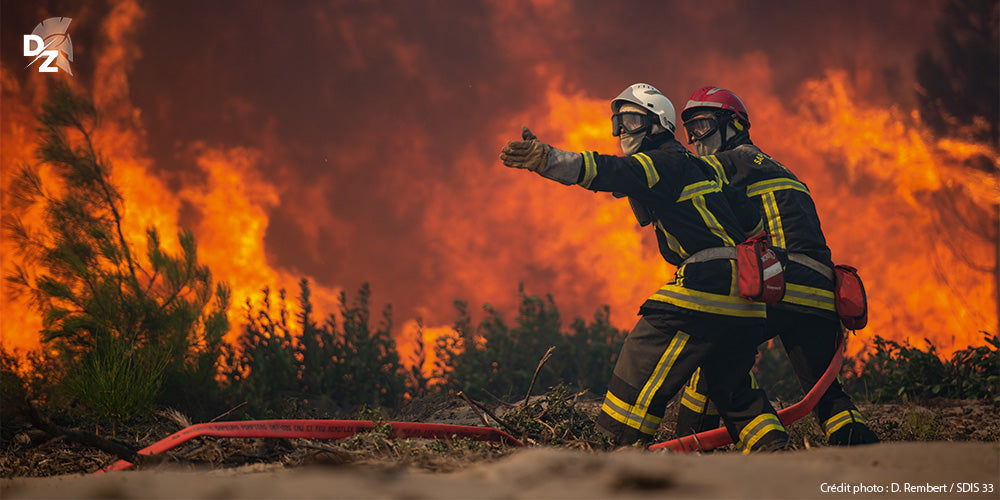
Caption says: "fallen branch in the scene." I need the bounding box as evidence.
[458,394,522,438]
[21,400,156,467]
[523,346,555,410]
[456,391,490,427]
[209,401,247,423]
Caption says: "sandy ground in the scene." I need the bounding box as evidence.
[2,441,998,499]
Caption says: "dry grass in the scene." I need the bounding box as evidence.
[2,393,998,478]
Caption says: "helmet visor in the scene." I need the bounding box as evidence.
[612,112,653,137]
[683,116,719,144]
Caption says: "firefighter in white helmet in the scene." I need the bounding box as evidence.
[500,83,788,451]
[677,86,879,446]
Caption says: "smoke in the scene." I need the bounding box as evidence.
[2,0,995,361]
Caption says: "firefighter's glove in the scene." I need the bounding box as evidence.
[500,126,583,185]
[501,127,550,172]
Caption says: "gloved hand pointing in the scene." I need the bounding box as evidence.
[500,126,550,172]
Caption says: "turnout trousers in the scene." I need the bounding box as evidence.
[597,312,788,451]
[676,308,878,445]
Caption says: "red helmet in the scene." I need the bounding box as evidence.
[681,86,750,124]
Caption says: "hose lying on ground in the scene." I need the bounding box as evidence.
[97,420,523,472]
[98,333,844,471]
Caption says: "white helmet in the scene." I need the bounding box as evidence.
[611,83,676,133]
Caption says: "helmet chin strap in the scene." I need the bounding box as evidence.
[723,112,750,151]
[710,113,749,153]
[719,119,730,150]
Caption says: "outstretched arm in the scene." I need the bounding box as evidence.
[499,126,583,185]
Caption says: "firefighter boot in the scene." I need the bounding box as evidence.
[828,422,879,446]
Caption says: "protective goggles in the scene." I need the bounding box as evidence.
[683,115,719,144]
[612,112,655,137]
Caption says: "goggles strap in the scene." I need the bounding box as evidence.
[719,115,729,149]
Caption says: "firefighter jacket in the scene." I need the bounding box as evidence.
[574,134,765,320]
[699,140,838,319]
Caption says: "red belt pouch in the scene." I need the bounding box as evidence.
[834,264,868,330]
[736,234,785,304]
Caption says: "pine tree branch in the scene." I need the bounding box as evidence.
[77,123,142,299]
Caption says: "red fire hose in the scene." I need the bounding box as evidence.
[97,420,522,472]
[96,335,843,471]
[649,332,845,452]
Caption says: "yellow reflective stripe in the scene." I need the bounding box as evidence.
[761,192,786,248]
[681,385,718,414]
[655,221,688,258]
[693,196,736,246]
[743,422,786,453]
[677,180,721,201]
[729,259,739,296]
[675,262,686,287]
[637,332,689,413]
[676,179,734,247]
[746,178,810,197]
[686,367,701,389]
[738,413,786,453]
[823,409,866,438]
[632,152,660,188]
[782,283,837,311]
[603,391,663,433]
[579,151,598,189]
[649,284,766,318]
[601,391,662,435]
[701,155,728,184]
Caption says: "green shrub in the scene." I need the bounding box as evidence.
[0,348,63,440]
[434,286,626,402]
[949,335,1000,402]
[565,305,626,397]
[843,333,999,403]
[63,337,168,430]
[3,85,230,423]
[221,281,409,416]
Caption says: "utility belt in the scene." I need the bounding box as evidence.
[681,234,785,305]
[788,253,834,281]
[684,247,869,330]
[680,246,736,264]
[783,253,869,331]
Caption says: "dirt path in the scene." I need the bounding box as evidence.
[3,441,998,499]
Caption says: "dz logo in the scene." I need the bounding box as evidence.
[24,17,74,75]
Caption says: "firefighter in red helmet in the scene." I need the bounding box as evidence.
[677,86,879,446]
[499,83,788,451]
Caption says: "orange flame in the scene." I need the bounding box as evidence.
[796,71,997,359]
[2,2,996,383]
[0,3,344,356]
